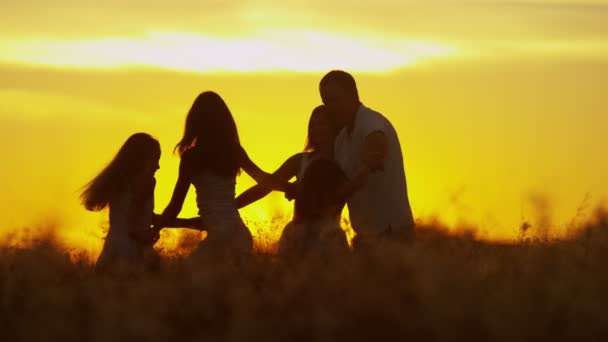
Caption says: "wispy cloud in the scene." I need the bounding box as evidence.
[2,0,607,41]
[0,31,458,72]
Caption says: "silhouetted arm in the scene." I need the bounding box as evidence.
[160,157,192,222]
[153,214,204,231]
[236,153,303,208]
[172,217,204,230]
[238,146,293,193]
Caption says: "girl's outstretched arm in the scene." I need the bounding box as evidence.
[238,146,294,194]
[159,157,192,223]
[236,153,303,208]
[153,214,204,231]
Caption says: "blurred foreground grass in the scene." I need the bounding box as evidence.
[1,209,607,341]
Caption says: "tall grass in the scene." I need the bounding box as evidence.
[1,210,607,341]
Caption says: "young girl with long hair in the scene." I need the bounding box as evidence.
[235,105,341,253]
[158,91,291,255]
[81,133,162,272]
[82,133,204,272]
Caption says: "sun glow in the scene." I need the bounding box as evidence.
[1,31,458,72]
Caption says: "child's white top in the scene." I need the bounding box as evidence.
[98,189,153,263]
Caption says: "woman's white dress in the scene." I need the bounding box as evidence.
[191,170,253,254]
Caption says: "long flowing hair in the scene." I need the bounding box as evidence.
[81,133,160,211]
[175,91,241,177]
[304,105,338,152]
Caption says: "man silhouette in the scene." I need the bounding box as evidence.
[319,70,415,249]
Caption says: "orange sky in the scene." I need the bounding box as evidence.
[1,0,607,256]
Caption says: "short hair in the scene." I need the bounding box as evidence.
[319,70,359,101]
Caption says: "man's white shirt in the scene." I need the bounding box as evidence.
[334,104,415,237]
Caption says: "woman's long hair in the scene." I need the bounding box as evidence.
[295,158,347,220]
[81,133,160,211]
[304,105,338,152]
[175,91,241,177]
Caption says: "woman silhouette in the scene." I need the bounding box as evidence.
[235,105,340,253]
[158,91,291,256]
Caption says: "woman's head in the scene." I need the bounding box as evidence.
[305,105,337,152]
[295,159,347,220]
[175,91,241,177]
[175,91,240,156]
[81,133,160,211]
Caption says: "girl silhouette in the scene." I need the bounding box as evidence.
[286,158,354,257]
[235,105,340,253]
[158,91,290,256]
[81,133,161,272]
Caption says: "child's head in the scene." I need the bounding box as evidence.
[81,133,160,211]
[305,105,338,152]
[175,91,241,176]
[295,158,347,220]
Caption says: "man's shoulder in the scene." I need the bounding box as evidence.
[360,104,383,116]
[357,105,392,134]
[361,104,391,121]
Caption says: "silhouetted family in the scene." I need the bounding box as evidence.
[81,70,415,272]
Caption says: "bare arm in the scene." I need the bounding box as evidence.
[172,217,204,230]
[238,146,293,193]
[153,214,204,231]
[236,153,303,208]
[160,158,192,221]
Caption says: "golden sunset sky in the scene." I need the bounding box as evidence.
[1,0,607,254]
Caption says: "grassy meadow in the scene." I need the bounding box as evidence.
[1,208,607,341]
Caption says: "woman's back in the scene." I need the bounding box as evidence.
[191,170,241,231]
[185,149,253,252]
[191,171,253,253]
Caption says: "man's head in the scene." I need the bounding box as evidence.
[319,70,361,129]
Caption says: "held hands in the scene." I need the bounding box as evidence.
[152,213,171,232]
[154,216,205,231]
[176,217,204,231]
[284,182,298,201]
[146,228,161,244]
[130,228,160,246]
